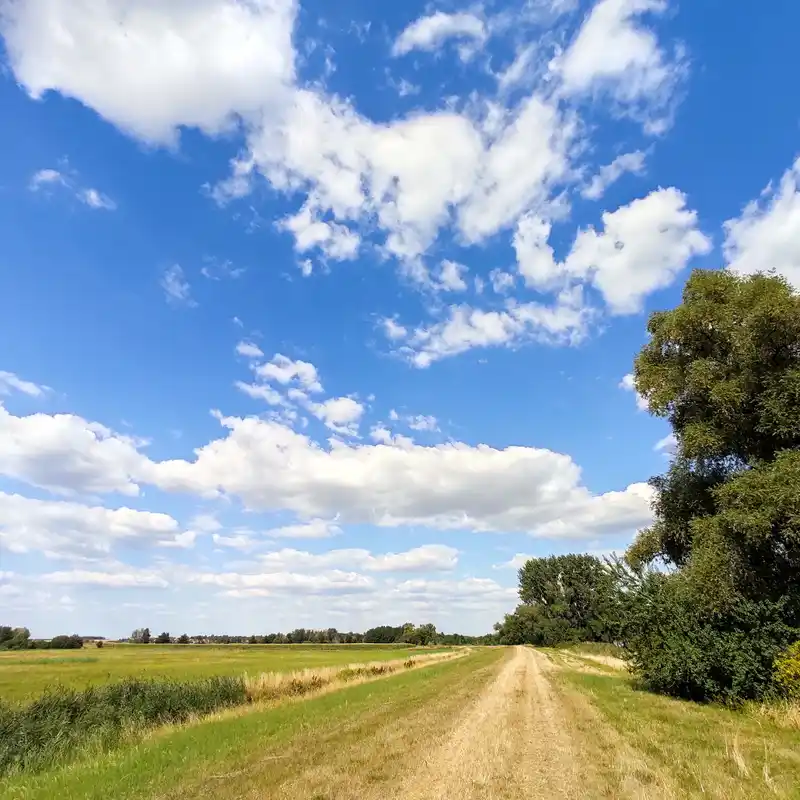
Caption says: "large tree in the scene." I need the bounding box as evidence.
[625,269,800,700]
[496,554,619,646]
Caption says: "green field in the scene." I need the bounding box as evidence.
[0,644,441,704]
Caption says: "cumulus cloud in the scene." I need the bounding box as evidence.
[404,287,593,367]
[254,354,323,393]
[514,189,710,314]
[40,570,170,588]
[256,544,458,573]
[0,0,298,145]
[0,404,146,496]
[553,0,685,130]
[0,492,185,558]
[308,396,364,435]
[392,12,486,57]
[147,410,654,538]
[236,341,264,359]
[0,401,652,540]
[266,519,342,539]
[723,157,800,289]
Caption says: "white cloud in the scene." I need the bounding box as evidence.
[189,569,374,597]
[78,187,117,210]
[392,12,486,57]
[266,519,342,539]
[257,543,457,573]
[280,203,360,261]
[514,189,710,314]
[619,373,648,411]
[438,260,468,292]
[309,397,364,435]
[724,158,800,289]
[148,410,654,538]
[407,415,439,432]
[29,168,67,190]
[40,570,170,588]
[0,404,146,496]
[0,492,184,558]
[553,0,685,130]
[405,287,593,367]
[581,150,646,199]
[382,318,408,341]
[254,354,323,393]
[236,341,265,359]
[29,167,116,209]
[160,265,196,307]
[212,532,260,551]
[0,371,49,397]
[493,553,533,570]
[235,381,284,406]
[1,0,298,145]
[489,269,516,294]
[654,432,677,455]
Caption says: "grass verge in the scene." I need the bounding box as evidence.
[1,648,504,800]
[551,654,800,798]
[0,650,461,780]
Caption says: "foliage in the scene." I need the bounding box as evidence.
[0,675,246,777]
[130,628,151,644]
[773,640,800,700]
[0,627,31,651]
[495,554,620,646]
[177,633,190,645]
[155,631,171,644]
[624,270,800,702]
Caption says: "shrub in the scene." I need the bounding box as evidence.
[774,641,800,699]
[624,574,797,703]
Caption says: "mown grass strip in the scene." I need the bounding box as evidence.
[1,648,504,800]
[556,667,800,799]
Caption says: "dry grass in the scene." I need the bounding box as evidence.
[242,649,464,703]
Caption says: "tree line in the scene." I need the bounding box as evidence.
[496,270,800,704]
[0,627,88,650]
[127,623,494,646]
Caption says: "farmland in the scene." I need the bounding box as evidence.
[4,646,800,799]
[0,643,440,704]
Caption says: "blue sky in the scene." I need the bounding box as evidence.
[1,0,799,637]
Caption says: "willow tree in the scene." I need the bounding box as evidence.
[625,269,800,701]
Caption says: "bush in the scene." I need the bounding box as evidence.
[774,641,800,699]
[624,575,797,703]
[0,675,246,777]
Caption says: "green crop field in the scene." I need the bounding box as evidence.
[0,644,442,704]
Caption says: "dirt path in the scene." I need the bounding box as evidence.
[399,646,581,800]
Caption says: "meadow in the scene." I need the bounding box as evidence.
[4,645,800,798]
[0,643,436,704]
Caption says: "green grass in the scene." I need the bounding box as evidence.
[0,649,502,800]
[0,644,443,704]
[556,664,800,798]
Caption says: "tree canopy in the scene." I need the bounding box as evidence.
[625,269,800,700]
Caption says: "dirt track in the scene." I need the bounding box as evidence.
[400,647,581,799]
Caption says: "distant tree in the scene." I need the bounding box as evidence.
[248,634,258,645]
[48,634,84,650]
[155,631,171,644]
[0,626,31,650]
[177,633,190,645]
[363,625,403,644]
[131,627,151,644]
